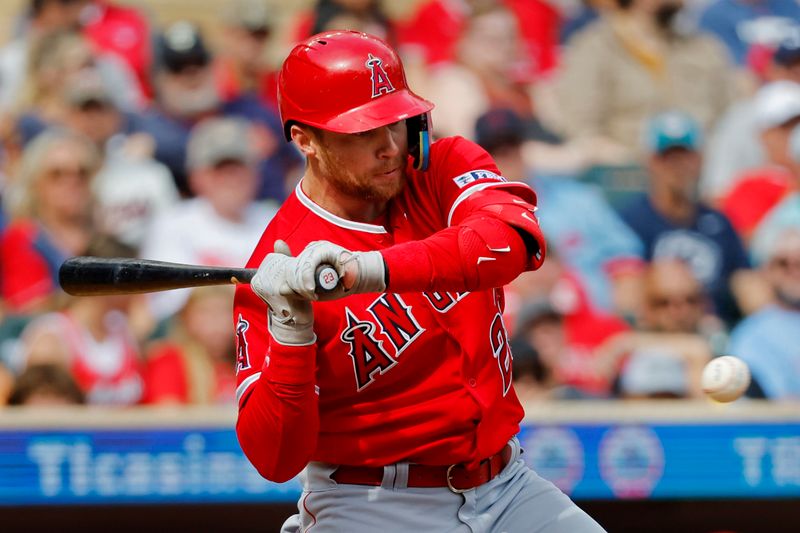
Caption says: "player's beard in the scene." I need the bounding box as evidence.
[317,148,407,203]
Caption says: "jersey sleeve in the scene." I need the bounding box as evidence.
[423,136,538,226]
[426,136,545,263]
[233,236,321,483]
[382,137,546,293]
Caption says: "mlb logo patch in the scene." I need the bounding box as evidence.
[452,170,506,188]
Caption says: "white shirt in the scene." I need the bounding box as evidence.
[140,197,278,319]
[94,146,180,249]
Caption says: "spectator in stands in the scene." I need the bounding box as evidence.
[0,0,88,111]
[510,298,587,402]
[745,122,800,271]
[142,286,236,405]
[1,129,101,313]
[423,4,556,141]
[0,363,12,405]
[554,0,734,162]
[293,0,396,44]
[81,0,155,102]
[477,107,643,317]
[638,259,712,333]
[140,117,278,320]
[139,21,301,200]
[616,349,690,399]
[58,70,179,249]
[604,259,716,399]
[12,29,142,145]
[698,0,800,67]
[18,237,144,406]
[7,363,85,406]
[728,226,800,399]
[703,37,800,201]
[398,0,560,78]
[213,0,278,110]
[720,81,800,242]
[507,249,630,398]
[618,111,763,326]
[560,0,609,45]
[638,259,728,349]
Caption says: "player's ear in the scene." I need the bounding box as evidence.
[290,124,318,157]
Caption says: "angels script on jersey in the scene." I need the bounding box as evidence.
[340,291,513,394]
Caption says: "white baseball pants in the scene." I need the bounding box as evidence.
[280,437,606,533]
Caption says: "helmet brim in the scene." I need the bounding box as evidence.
[301,89,434,136]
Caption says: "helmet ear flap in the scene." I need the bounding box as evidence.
[407,113,431,171]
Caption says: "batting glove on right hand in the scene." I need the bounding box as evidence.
[250,240,315,346]
[291,240,386,301]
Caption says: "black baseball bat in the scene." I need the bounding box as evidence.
[58,257,339,296]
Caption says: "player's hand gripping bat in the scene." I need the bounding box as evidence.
[58,257,339,296]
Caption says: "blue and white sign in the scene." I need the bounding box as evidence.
[1,420,799,505]
[0,428,299,505]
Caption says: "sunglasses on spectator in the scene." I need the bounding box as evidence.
[42,165,92,181]
[247,27,270,40]
[166,59,210,75]
[770,256,800,272]
[76,99,111,112]
[648,293,703,309]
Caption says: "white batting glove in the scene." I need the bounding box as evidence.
[291,240,386,300]
[250,240,315,346]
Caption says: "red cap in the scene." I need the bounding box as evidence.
[278,30,434,139]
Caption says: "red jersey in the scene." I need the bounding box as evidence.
[396,0,559,76]
[719,166,793,240]
[235,137,536,472]
[82,1,153,100]
[143,342,237,405]
[0,220,63,312]
[24,311,143,406]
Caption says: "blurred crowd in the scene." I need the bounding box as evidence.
[1,0,799,409]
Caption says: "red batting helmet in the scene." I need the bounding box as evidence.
[278,31,434,169]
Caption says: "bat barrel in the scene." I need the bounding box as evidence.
[59,257,256,296]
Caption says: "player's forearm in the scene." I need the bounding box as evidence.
[236,344,320,483]
[381,216,530,293]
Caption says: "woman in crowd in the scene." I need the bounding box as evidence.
[142,286,236,405]
[1,128,101,313]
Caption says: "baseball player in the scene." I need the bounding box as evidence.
[234,31,605,532]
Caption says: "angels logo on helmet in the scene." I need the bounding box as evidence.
[366,53,395,98]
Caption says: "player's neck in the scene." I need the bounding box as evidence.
[301,175,389,224]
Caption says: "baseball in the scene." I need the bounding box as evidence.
[701,356,751,402]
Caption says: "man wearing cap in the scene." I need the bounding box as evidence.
[82,0,154,100]
[619,111,753,326]
[748,122,800,272]
[140,117,278,320]
[213,0,279,110]
[718,81,800,243]
[138,20,302,200]
[704,40,800,201]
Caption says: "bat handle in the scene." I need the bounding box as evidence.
[242,264,340,294]
[315,264,339,293]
